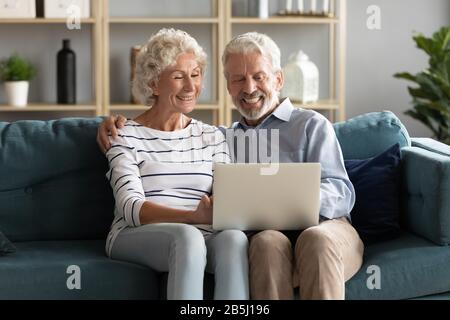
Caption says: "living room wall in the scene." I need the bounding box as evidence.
[346,0,450,138]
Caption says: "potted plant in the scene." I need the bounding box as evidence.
[0,54,36,107]
[394,26,450,145]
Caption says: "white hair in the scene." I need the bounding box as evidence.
[221,32,282,76]
[132,28,207,106]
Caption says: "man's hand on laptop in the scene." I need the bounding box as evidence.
[96,114,127,154]
[191,195,213,224]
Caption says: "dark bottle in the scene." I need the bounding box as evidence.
[57,39,76,104]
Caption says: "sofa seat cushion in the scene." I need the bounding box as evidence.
[346,232,450,299]
[0,240,158,299]
[411,291,450,300]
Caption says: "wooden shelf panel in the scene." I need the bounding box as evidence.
[0,104,97,111]
[291,100,339,110]
[109,17,219,24]
[230,17,338,24]
[110,104,220,111]
[230,100,339,111]
[0,18,96,24]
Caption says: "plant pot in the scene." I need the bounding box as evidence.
[4,81,29,107]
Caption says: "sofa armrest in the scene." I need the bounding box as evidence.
[411,138,450,157]
[401,142,450,245]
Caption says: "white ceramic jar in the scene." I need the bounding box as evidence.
[281,50,319,103]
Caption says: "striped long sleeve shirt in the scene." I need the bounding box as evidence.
[105,119,230,257]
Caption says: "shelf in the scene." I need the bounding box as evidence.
[292,100,340,110]
[0,104,97,111]
[109,103,220,111]
[230,100,339,111]
[225,0,346,124]
[0,18,96,24]
[109,17,219,24]
[0,0,345,125]
[230,16,338,24]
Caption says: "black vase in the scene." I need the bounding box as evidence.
[57,39,76,104]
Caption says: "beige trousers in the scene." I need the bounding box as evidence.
[249,217,364,300]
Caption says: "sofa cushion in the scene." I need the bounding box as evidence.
[333,111,411,160]
[0,231,16,256]
[345,143,402,245]
[345,232,450,300]
[0,240,158,299]
[411,291,450,300]
[0,118,114,241]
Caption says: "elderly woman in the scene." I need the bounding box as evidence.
[104,28,248,300]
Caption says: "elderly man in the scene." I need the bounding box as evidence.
[97,32,364,300]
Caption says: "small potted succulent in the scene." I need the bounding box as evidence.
[0,54,36,107]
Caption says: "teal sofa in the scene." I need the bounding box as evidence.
[0,111,449,300]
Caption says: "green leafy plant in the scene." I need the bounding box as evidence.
[394,26,450,144]
[0,54,36,82]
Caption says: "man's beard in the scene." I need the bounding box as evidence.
[233,90,280,121]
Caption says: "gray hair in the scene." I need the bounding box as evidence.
[132,28,207,106]
[222,32,282,77]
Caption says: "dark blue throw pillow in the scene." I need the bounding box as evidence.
[345,143,402,245]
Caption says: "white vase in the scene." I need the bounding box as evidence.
[249,0,269,18]
[258,0,269,19]
[281,51,319,103]
[4,81,29,107]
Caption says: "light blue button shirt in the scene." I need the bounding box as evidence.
[220,98,355,220]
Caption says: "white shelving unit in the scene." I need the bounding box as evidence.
[224,0,346,124]
[102,0,226,125]
[0,2,103,116]
[0,0,346,126]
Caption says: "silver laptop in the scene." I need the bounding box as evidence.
[212,163,321,231]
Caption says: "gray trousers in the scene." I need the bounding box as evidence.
[110,223,249,300]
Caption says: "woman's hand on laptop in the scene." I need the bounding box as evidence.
[191,195,213,224]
